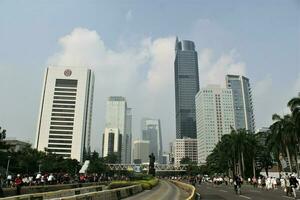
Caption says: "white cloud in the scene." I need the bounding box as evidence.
[293,73,300,95]
[198,49,246,87]
[48,27,175,151]
[125,10,133,22]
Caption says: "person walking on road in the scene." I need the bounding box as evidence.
[234,175,242,195]
[290,174,298,199]
[15,174,22,195]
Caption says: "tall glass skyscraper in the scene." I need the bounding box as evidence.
[174,37,200,139]
[226,75,255,133]
[104,96,132,163]
[141,118,162,163]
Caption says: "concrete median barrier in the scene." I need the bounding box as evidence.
[2,182,107,197]
[170,180,196,200]
[56,184,143,200]
[0,185,105,200]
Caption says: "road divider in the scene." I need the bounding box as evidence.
[2,182,107,197]
[1,184,105,200]
[55,184,143,200]
[170,180,197,200]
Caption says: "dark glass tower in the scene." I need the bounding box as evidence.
[174,37,199,139]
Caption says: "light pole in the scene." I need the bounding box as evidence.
[6,156,11,178]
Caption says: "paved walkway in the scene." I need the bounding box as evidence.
[125,180,189,200]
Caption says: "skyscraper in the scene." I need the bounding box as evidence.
[125,108,132,163]
[141,118,162,163]
[174,37,200,139]
[35,66,94,162]
[102,128,122,161]
[104,96,131,163]
[195,85,235,164]
[226,75,255,132]
[133,140,149,164]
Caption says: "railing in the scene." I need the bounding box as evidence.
[107,164,188,171]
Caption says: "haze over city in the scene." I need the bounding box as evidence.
[0,0,299,153]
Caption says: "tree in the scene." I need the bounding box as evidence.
[180,157,191,164]
[268,114,296,172]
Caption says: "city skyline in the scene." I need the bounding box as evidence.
[0,1,299,153]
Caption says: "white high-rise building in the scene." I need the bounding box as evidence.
[196,85,235,164]
[104,96,131,163]
[226,75,255,132]
[141,118,163,163]
[35,66,94,162]
[133,140,149,164]
[174,138,197,165]
[102,128,122,161]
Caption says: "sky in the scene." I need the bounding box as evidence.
[0,0,299,153]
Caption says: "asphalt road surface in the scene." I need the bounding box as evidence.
[125,180,189,200]
[197,182,300,200]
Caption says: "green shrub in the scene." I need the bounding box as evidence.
[108,181,134,189]
[108,178,159,190]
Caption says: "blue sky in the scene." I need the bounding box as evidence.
[0,0,299,152]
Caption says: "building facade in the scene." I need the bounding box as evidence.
[195,85,235,164]
[132,140,149,164]
[35,66,94,162]
[174,38,199,139]
[141,118,163,163]
[104,96,131,163]
[226,75,255,132]
[125,108,132,164]
[174,138,198,165]
[102,128,122,161]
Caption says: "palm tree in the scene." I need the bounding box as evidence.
[230,129,248,177]
[288,97,300,174]
[268,114,296,172]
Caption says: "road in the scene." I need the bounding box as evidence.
[125,180,189,200]
[197,182,300,200]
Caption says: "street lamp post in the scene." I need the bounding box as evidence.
[6,156,11,178]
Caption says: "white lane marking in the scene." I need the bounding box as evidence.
[240,195,251,199]
[219,189,228,193]
[282,196,296,199]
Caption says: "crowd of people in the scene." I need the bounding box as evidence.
[0,172,123,197]
[186,173,300,198]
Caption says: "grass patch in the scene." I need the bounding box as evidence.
[108,178,159,190]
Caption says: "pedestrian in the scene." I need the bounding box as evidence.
[285,174,291,197]
[258,177,262,188]
[289,174,298,199]
[15,174,22,195]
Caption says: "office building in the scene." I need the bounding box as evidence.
[169,142,175,164]
[125,108,132,163]
[226,75,255,132]
[141,118,163,163]
[102,128,122,161]
[195,85,235,164]
[4,139,31,152]
[174,37,199,139]
[105,96,131,163]
[161,153,170,165]
[35,66,94,162]
[133,140,149,164]
[174,138,197,165]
